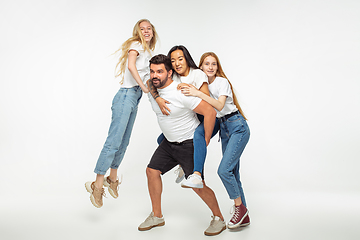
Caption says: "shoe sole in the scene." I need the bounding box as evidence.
[181,184,203,189]
[181,182,203,189]
[227,210,249,229]
[85,182,102,208]
[239,222,250,227]
[85,182,93,193]
[90,195,101,208]
[138,221,165,231]
[204,225,226,236]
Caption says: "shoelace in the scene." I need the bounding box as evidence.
[94,185,107,198]
[92,182,105,195]
[108,174,123,186]
[119,174,123,189]
[114,174,123,191]
[101,188,107,198]
[230,205,235,214]
[229,205,241,222]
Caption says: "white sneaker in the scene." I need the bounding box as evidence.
[204,216,226,236]
[181,173,203,188]
[138,212,165,231]
[174,166,185,183]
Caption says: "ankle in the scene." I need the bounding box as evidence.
[109,176,117,182]
[153,212,163,218]
[94,182,103,189]
[215,215,224,221]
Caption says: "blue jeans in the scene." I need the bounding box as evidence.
[94,86,142,175]
[217,113,250,206]
[156,115,220,174]
[193,117,220,173]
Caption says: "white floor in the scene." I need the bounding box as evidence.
[1,172,359,240]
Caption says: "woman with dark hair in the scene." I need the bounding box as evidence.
[149,45,219,187]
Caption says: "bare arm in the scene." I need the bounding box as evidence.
[178,82,210,96]
[146,79,171,116]
[198,82,210,96]
[193,100,216,146]
[128,50,149,93]
[181,84,227,111]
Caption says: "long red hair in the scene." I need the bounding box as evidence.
[199,52,247,120]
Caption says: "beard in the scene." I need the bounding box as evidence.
[151,77,167,89]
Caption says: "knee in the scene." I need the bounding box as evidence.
[146,167,160,179]
[217,167,226,180]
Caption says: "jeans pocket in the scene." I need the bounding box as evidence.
[228,114,242,123]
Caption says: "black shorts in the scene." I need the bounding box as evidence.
[148,138,198,179]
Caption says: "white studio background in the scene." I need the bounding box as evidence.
[1,0,359,240]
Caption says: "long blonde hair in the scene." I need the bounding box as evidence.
[199,52,247,120]
[114,19,158,81]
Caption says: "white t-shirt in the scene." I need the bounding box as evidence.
[173,68,208,89]
[148,81,202,142]
[121,42,153,88]
[208,77,238,118]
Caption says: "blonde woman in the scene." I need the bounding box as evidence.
[85,19,158,208]
[180,52,250,229]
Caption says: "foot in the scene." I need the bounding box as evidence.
[181,173,203,188]
[204,216,226,236]
[227,204,249,229]
[85,181,105,208]
[138,212,165,231]
[174,166,185,183]
[103,176,121,198]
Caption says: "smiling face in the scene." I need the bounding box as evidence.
[150,63,172,89]
[200,56,218,82]
[139,21,153,44]
[170,49,190,76]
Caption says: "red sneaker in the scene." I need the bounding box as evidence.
[228,204,249,229]
[239,215,250,227]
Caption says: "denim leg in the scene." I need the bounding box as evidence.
[94,87,142,175]
[110,102,139,169]
[157,133,165,145]
[193,118,220,173]
[217,115,249,202]
[233,161,247,207]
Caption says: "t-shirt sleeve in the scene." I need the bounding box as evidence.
[129,42,142,54]
[195,70,209,89]
[218,77,232,98]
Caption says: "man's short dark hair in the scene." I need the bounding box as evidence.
[149,54,172,72]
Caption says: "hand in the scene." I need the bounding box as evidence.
[141,86,149,94]
[180,84,200,97]
[177,83,190,90]
[156,97,171,115]
[205,138,210,146]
